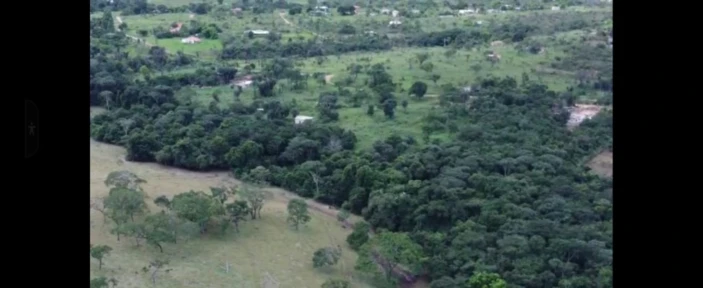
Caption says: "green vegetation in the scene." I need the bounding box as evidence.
[91,1,612,287]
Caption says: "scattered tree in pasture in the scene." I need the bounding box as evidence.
[154,195,170,209]
[90,277,118,288]
[410,81,428,99]
[90,244,112,270]
[321,279,351,288]
[402,100,408,112]
[420,62,435,74]
[170,191,222,233]
[313,247,342,268]
[226,200,250,232]
[143,259,170,286]
[287,198,311,230]
[431,74,441,85]
[104,170,147,191]
[367,104,375,116]
[238,185,266,219]
[103,187,147,222]
[416,52,430,65]
[382,99,397,119]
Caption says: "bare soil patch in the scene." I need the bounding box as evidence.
[587,150,613,178]
[567,104,603,130]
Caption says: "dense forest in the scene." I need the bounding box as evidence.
[90,4,612,288]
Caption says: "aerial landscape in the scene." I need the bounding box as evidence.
[89,0,613,287]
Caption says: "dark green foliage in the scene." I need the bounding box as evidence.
[90,277,118,288]
[287,198,311,229]
[90,245,112,270]
[321,279,351,288]
[312,247,342,268]
[346,221,370,251]
[410,81,428,98]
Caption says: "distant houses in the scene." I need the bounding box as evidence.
[246,30,270,36]
[458,9,475,15]
[551,6,561,11]
[170,23,183,33]
[294,115,314,125]
[389,19,402,27]
[181,36,201,44]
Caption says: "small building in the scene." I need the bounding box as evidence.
[232,8,242,14]
[181,36,201,44]
[170,22,183,33]
[354,5,361,14]
[475,20,484,25]
[246,30,270,36]
[256,108,264,112]
[392,10,399,17]
[410,9,420,15]
[380,8,391,15]
[295,115,314,125]
[458,9,475,15]
[551,6,561,11]
[389,20,402,27]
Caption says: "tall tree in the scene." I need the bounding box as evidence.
[410,81,428,99]
[90,277,118,288]
[170,191,221,233]
[143,259,170,286]
[287,198,311,230]
[90,244,112,270]
[103,187,147,222]
[238,185,266,219]
[225,200,250,232]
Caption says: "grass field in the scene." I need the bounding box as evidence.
[90,108,373,287]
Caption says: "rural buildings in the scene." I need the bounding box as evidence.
[388,20,402,27]
[170,23,183,33]
[181,36,201,44]
[551,6,561,11]
[380,8,391,15]
[294,115,314,125]
[246,30,270,36]
[458,9,475,15]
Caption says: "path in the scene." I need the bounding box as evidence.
[278,12,293,26]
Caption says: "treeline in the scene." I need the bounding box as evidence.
[90,15,612,288]
[220,34,393,60]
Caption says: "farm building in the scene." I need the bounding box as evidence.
[294,115,314,125]
[551,6,561,11]
[458,9,475,15]
[380,8,391,15]
[181,36,201,44]
[389,20,402,27]
[170,23,183,33]
[246,30,270,36]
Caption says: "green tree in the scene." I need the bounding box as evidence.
[312,247,342,268]
[467,272,507,288]
[90,277,118,288]
[90,244,112,270]
[337,209,350,223]
[321,279,351,288]
[143,259,170,286]
[104,170,147,192]
[431,74,441,85]
[287,198,311,230]
[346,221,370,250]
[103,187,147,222]
[367,104,375,116]
[355,232,424,281]
[410,81,428,99]
[416,52,430,65]
[238,185,266,219]
[170,191,221,233]
[226,200,250,232]
[402,100,408,112]
[382,99,397,119]
[420,62,435,74]
[143,212,178,252]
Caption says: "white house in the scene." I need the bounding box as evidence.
[392,10,399,17]
[551,6,561,11]
[380,8,391,15]
[181,36,201,44]
[389,20,402,26]
[246,30,270,36]
[294,115,314,125]
[458,9,475,15]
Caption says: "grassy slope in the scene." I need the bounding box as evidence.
[90,119,372,287]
